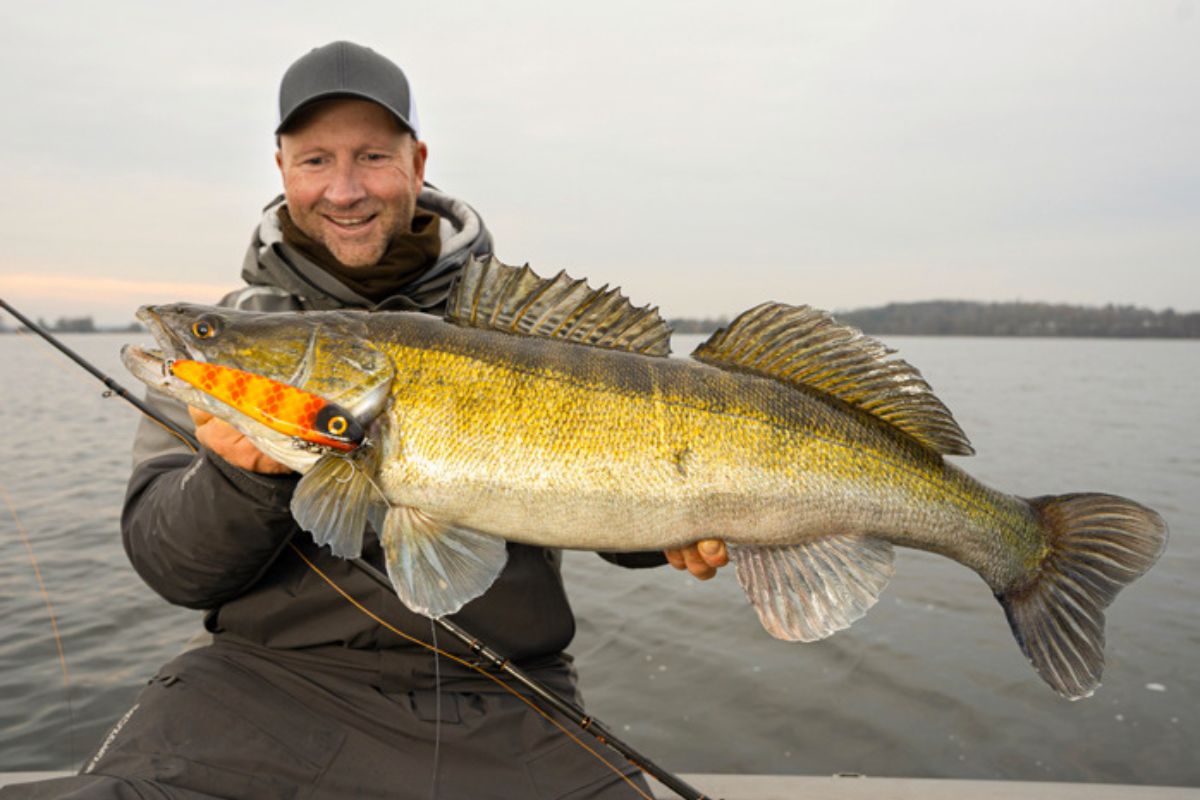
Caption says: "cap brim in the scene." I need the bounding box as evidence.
[275,91,416,136]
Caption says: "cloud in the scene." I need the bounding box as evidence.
[0,1,1196,318]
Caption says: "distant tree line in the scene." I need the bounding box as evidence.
[0,315,143,334]
[670,316,732,334]
[6,303,1197,337]
[42,315,98,333]
[671,301,1200,338]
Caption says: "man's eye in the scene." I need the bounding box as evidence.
[302,157,326,167]
[363,153,389,163]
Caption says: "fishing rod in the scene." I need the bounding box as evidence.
[1,298,710,800]
[345,558,710,800]
[0,299,198,448]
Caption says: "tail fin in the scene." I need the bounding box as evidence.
[999,493,1167,700]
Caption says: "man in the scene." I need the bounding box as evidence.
[5,42,726,800]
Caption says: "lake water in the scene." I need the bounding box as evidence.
[0,332,1197,787]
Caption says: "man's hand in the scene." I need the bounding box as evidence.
[664,539,728,581]
[189,407,293,475]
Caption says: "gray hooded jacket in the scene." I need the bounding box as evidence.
[122,187,662,690]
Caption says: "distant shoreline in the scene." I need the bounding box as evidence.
[4,300,1198,338]
[671,300,1200,339]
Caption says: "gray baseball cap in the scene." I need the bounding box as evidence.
[276,41,420,137]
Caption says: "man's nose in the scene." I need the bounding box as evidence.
[324,162,368,206]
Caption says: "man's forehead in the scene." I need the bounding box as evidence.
[279,98,410,148]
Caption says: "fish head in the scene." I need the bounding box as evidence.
[122,303,394,468]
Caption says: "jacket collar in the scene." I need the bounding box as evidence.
[242,185,492,312]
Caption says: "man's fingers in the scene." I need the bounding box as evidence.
[681,546,718,580]
[697,539,728,567]
[187,407,291,474]
[664,539,729,580]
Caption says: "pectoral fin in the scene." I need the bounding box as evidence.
[731,534,895,642]
[380,506,509,618]
[291,452,379,558]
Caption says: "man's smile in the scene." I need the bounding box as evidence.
[323,213,378,232]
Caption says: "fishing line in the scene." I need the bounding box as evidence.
[290,544,658,800]
[8,327,199,469]
[0,480,77,767]
[11,327,98,389]
[428,617,441,800]
[0,300,197,449]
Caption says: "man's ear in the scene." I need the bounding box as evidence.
[275,149,284,173]
[412,140,428,187]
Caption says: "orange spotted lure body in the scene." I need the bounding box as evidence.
[168,359,364,452]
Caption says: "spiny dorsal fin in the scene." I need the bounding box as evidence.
[693,303,974,456]
[446,255,672,356]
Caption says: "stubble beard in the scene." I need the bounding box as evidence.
[299,195,417,268]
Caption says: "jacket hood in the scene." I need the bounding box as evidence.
[237,185,492,312]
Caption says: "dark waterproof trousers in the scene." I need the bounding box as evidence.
[1,641,651,800]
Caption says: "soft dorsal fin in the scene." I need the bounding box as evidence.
[446,255,672,356]
[693,303,974,456]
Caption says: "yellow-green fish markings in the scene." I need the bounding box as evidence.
[122,257,1167,700]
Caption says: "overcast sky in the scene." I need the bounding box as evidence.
[1,1,1197,325]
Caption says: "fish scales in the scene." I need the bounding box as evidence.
[367,314,1043,588]
[122,255,1167,699]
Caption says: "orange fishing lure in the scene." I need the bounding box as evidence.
[169,360,364,452]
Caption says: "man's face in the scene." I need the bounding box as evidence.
[276,99,427,268]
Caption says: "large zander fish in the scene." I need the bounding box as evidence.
[122,257,1167,700]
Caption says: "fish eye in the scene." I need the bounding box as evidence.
[327,415,348,436]
[191,319,219,339]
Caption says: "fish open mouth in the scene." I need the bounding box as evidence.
[120,344,177,388]
[119,306,203,387]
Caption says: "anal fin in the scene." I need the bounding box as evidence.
[731,534,895,642]
[380,506,509,618]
